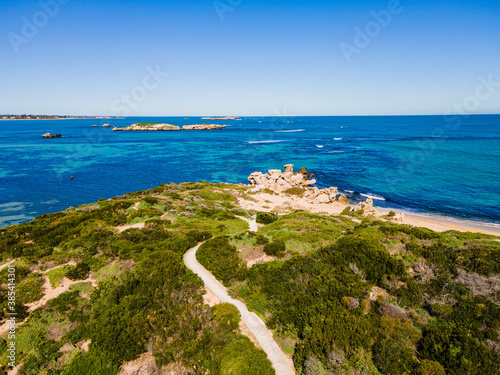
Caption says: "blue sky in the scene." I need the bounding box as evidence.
[0,0,499,116]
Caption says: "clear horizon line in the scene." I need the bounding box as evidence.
[2,113,500,117]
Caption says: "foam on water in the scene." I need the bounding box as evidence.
[0,115,499,228]
[360,193,386,201]
[246,140,285,144]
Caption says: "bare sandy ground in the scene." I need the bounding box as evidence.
[116,222,145,233]
[0,272,97,338]
[236,215,260,232]
[7,363,22,375]
[237,192,500,236]
[0,259,16,272]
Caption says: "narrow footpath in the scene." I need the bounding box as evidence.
[183,217,295,375]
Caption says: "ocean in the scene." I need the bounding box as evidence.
[0,115,499,229]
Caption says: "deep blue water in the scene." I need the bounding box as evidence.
[0,115,499,228]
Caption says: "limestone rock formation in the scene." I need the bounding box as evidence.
[303,187,339,204]
[392,212,405,222]
[102,123,112,127]
[112,123,180,131]
[337,193,350,204]
[352,198,376,216]
[248,165,343,204]
[42,133,63,138]
[182,124,226,130]
[248,165,316,193]
[112,123,226,131]
[118,352,160,375]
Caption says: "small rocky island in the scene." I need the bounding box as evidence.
[42,133,63,138]
[182,124,225,130]
[201,116,238,120]
[112,123,180,131]
[112,123,225,131]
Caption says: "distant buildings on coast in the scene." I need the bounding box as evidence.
[1,115,118,120]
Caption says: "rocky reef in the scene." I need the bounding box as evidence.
[112,123,226,131]
[182,124,226,130]
[42,133,63,138]
[248,164,344,204]
[201,116,237,120]
[112,123,180,131]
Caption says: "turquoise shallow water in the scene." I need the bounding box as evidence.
[0,115,499,228]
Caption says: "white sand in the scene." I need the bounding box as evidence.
[238,192,500,236]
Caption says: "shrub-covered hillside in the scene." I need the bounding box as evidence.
[0,183,273,374]
[199,213,500,375]
[0,182,499,375]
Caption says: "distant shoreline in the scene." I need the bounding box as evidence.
[0,118,116,121]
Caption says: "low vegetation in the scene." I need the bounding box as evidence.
[0,181,499,375]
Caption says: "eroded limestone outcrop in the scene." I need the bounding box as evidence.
[248,165,343,204]
[112,123,180,131]
[351,198,376,216]
[182,124,225,130]
[112,123,226,131]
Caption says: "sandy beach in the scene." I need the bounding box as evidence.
[237,191,500,236]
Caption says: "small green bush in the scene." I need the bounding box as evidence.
[415,360,446,375]
[256,212,278,225]
[186,230,213,243]
[66,262,90,280]
[263,240,286,257]
[256,234,269,246]
[340,207,351,215]
[143,196,159,205]
[197,237,247,285]
[284,187,306,197]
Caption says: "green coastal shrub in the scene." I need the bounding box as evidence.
[255,234,269,246]
[142,196,159,205]
[48,291,80,313]
[340,206,351,215]
[320,235,406,285]
[197,237,247,285]
[263,240,286,258]
[256,212,278,225]
[284,187,306,197]
[186,230,213,243]
[128,207,162,220]
[66,262,90,280]
[415,360,446,375]
[17,273,45,304]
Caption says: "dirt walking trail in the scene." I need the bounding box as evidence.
[184,217,295,375]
